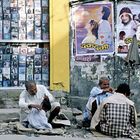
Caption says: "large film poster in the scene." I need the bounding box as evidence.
[72,2,114,56]
[117,2,140,54]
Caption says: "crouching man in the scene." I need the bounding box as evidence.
[19,80,60,129]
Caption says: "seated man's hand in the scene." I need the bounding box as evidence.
[44,95,49,100]
[103,87,114,93]
[28,104,42,110]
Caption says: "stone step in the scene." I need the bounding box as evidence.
[0,108,82,122]
[0,108,20,122]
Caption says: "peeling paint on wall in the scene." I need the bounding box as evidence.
[70,55,140,113]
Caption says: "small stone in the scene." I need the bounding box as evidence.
[72,108,82,116]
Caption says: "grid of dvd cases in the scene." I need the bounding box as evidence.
[0,0,49,40]
[0,43,49,87]
[0,0,50,87]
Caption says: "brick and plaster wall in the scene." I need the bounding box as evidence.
[70,55,140,114]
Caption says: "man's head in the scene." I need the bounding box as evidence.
[25,80,37,96]
[119,7,132,26]
[98,77,110,89]
[116,83,130,97]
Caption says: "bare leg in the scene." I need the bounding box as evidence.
[91,100,97,117]
[48,106,60,123]
[83,100,97,127]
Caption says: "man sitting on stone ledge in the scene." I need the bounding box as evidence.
[19,80,61,129]
[83,77,113,127]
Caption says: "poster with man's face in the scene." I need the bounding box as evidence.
[71,2,114,56]
[117,2,140,54]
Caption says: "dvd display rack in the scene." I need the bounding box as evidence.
[0,43,49,87]
[0,0,49,42]
[0,0,50,87]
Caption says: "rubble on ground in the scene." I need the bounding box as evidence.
[0,107,93,138]
[0,107,139,139]
[0,119,93,138]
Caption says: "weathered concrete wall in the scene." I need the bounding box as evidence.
[0,49,140,116]
[0,55,140,115]
[70,55,140,114]
[0,89,21,108]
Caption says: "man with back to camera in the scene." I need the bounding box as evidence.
[19,80,60,127]
[83,77,113,127]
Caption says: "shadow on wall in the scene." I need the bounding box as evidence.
[70,65,96,97]
[0,98,5,108]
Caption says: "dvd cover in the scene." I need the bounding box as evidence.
[34,74,41,81]
[35,47,42,54]
[34,54,41,66]
[3,20,11,40]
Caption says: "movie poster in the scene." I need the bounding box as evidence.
[72,2,114,56]
[116,2,140,54]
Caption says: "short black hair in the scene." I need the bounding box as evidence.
[116,83,130,96]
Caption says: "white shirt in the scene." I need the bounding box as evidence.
[27,108,52,129]
[19,85,55,108]
[86,87,103,111]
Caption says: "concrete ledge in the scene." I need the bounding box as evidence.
[0,108,20,122]
[0,135,132,140]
